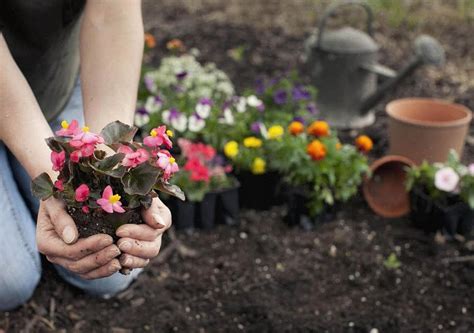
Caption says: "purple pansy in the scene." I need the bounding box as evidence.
[307,102,319,116]
[176,71,188,80]
[273,89,288,105]
[292,86,311,101]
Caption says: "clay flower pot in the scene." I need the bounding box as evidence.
[363,155,414,218]
[386,98,472,164]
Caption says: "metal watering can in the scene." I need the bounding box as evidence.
[304,0,445,128]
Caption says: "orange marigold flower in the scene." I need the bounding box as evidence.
[307,140,327,161]
[167,38,184,51]
[144,33,156,48]
[308,120,330,137]
[288,121,305,136]
[355,135,373,152]
[335,142,342,150]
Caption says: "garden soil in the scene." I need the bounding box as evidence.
[2,1,474,332]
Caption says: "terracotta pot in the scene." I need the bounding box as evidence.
[363,155,415,218]
[386,98,472,164]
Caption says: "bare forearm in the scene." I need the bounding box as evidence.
[0,35,54,178]
[80,0,144,132]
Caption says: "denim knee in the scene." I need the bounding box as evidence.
[0,265,41,311]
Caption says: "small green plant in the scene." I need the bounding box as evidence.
[383,253,401,270]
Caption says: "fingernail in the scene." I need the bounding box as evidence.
[109,262,121,273]
[119,241,132,251]
[109,247,121,258]
[123,257,131,266]
[117,229,130,238]
[153,213,166,228]
[62,226,76,244]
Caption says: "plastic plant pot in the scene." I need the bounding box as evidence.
[236,171,284,210]
[216,185,240,226]
[285,185,337,231]
[363,155,415,218]
[196,192,217,230]
[172,199,196,231]
[386,98,472,164]
[410,187,473,237]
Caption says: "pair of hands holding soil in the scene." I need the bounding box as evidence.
[36,196,171,279]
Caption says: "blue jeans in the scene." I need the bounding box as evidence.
[0,80,140,311]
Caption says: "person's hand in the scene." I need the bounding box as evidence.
[37,197,122,279]
[115,197,172,271]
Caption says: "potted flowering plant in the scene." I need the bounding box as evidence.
[167,139,239,230]
[135,50,235,140]
[406,151,474,237]
[223,124,286,210]
[267,119,370,229]
[31,120,184,240]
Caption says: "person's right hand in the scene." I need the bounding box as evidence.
[36,197,122,279]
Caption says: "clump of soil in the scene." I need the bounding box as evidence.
[68,207,144,241]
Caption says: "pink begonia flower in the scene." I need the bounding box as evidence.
[82,206,90,214]
[69,126,104,149]
[434,167,460,192]
[75,184,90,202]
[55,120,81,137]
[156,150,179,180]
[54,179,64,192]
[97,186,125,214]
[468,163,474,176]
[70,143,96,163]
[51,150,66,171]
[118,145,150,168]
[143,126,172,149]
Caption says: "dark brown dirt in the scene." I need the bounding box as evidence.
[69,207,144,242]
[2,1,474,332]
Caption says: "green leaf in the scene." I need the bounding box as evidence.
[45,136,72,153]
[100,121,138,146]
[122,163,160,195]
[88,153,126,178]
[31,173,54,200]
[155,182,186,201]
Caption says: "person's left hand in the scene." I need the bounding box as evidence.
[115,197,172,271]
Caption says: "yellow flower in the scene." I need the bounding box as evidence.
[224,141,239,159]
[243,136,263,148]
[251,157,266,175]
[267,125,284,140]
[336,142,342,150]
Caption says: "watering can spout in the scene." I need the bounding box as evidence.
[360,35,445,113]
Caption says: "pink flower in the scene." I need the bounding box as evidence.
[51,150,66,171]
[82,205,90,214]
[97,186,125,214]
[143,126,172,149]
[54,179,64,192]
[70,144,96,163]
[434,167,460,192]
[156,150,179,180]
[55,120,81,137]
[118,145,150,168]
[75,184,90,202]
[69,126,104,149]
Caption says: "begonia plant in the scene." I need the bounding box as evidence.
[31,120,184,239]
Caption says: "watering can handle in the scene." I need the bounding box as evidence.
[317,0,374,48]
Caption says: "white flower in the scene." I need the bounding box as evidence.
[468,163,474,176]
[171,114,188,132]
[188,114,206,132]
[134,111,150,128]
[145,96,162,114]
[161,109,171,124]
[235,97,247,113]
[219,108,235,125]
[434,167,460,192]
[195,103,211,119]
[247,95,262,107]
